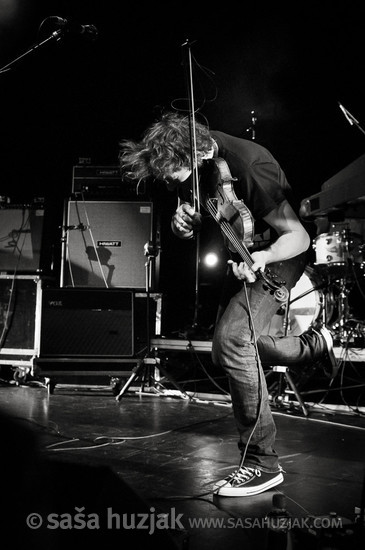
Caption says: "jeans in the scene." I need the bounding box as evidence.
[212,252,309,472]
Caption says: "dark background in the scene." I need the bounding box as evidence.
[1,1,365,336]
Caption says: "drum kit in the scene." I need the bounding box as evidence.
[311,223,365,344]
[268,222,365,346]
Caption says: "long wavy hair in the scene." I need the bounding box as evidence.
[119,111,214,182]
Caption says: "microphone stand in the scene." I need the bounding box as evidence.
[115,241,189,401]
[0,30,64,75]
[115,242,158,400]
[190,231,201,334]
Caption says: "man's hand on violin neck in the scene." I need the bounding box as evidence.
[228,250,268,283]
[228,260,257,283]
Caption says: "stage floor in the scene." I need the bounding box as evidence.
[0,368,364,550]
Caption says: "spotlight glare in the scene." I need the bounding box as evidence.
[204,252,219,267]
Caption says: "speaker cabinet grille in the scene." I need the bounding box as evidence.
[0,276,41,357]
[62,201,153,288]
[0,208,44,273]
[40,289,134,357]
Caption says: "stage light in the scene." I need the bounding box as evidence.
[203,252,219,268]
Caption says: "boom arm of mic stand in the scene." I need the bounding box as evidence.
[0,30,63,74]
[338,101,365,137]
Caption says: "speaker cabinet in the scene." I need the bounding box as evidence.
[0,207,44,273]
[39,289,161,360]
[0,275,42,366]
[40,288,134,358]
[61,201,153,289]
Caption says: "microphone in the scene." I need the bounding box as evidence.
[338,101,358,126]
[265,494,293,550]
[49,16,98,40]
[338,100,365,137]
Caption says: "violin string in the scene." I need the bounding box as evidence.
[205,199,286,292]
[206,200,247,256]
[206,199,253,266]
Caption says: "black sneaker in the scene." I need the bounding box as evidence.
[213,466,284,497]
[313,326,339,379]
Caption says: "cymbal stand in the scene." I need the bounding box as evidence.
[331,276,351,344]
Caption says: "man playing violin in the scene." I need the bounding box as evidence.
[119,111,338,497]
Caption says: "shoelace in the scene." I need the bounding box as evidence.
[228,467,261,483]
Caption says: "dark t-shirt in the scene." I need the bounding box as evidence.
[211,131,297,250]
[176,129,307,288]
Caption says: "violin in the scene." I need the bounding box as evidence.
[180,39,287,302]
[199,157,289,302]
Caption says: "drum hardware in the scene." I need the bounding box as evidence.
[263,268,330,337]
[265,277,319,417]
[333,278,350,342]
[268,365,309,417]
[327,276,361,345]
[265,268,343,415]
[312,224,365,344]
[337,317,365,347]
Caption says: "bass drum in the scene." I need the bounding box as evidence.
[262,267,331,337]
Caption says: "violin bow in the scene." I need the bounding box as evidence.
[181,39,200,214]
[181,39,202,331]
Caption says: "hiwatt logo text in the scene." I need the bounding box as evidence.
[97,241,121,247]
